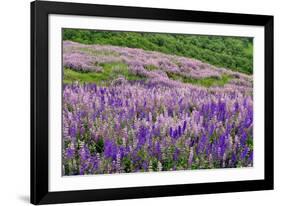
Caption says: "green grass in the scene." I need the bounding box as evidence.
[167,72,231,87]
[64,62,146,85]
[64,61,231,87]
[63,29,253,74]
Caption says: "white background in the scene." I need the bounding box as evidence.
[0,0,279,205]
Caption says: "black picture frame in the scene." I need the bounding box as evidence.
[31,0,274,204]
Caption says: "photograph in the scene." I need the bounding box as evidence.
[29,1,273,204]
[62,29,254,176]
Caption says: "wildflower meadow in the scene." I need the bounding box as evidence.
[62,31,253,176]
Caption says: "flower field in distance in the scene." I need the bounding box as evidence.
[62,40,253,175]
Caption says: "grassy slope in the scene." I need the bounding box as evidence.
[63,29,253,74]
[167,72,231,88]
[64,63,232,88]
[64,63,146,85]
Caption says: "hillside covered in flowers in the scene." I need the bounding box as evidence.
[62,37,253,175]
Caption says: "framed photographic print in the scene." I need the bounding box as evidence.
[31,0,274,204]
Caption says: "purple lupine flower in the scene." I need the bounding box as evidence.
[79,145,91,161]
[218,135,226,157]
[240,131,247,146]
[79,162,88,175]
[178,125,182,137]
[248,151,253,163]
[244,111,253,128]
[241,147,249,159]
[209,124,215,136]
[173,147,180,161]
[155,142,161,159]
[137,125,148,147]
[231,153,237,166]
[182,120,187,133]
[198,135,207,153]
[65,147,75,159]
[69,126,76,138]
[104,139,118,160]
[172,129,178,140]
[169,127,173,137]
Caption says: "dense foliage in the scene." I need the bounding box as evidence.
[63,29,253,74]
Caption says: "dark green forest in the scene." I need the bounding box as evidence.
[63,29,253,74]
